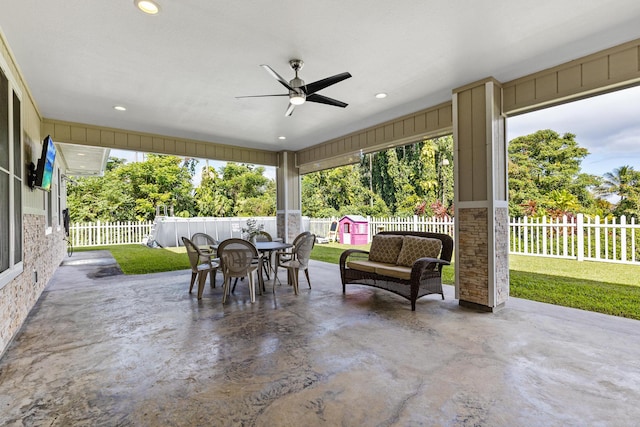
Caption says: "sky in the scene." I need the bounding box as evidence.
[507,85,640,177]
[111,85,640,183]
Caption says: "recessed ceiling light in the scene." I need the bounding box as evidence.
[77,153,86,156]
[375,93,388,99]
[278,136,286,140]
[114,105,127,111]
[134,0,160,15]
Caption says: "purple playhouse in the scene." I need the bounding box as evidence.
[338,215,369,245]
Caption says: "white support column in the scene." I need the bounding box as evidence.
[453,78,509,312]
[276,151,302,243]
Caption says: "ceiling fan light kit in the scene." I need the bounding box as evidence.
[289,93,306,105]
[237,59,351,116]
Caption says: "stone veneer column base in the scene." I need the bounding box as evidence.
[459,300,506,313]
[494,207,510,306]
[276,211,302,243]
[457,207,489,307]
[456,206,510,311]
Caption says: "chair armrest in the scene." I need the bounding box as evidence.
[411,257,450,276]
[339,249,370,269]
[275,248,293,258]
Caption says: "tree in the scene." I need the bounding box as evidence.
[599,166,638,202]
[302,136,453,218]
[599,165,640,217]
[199,162,275,217]
[113,154,196,220]
[508,129,597,217]
[301,164,389,218]
[68,154,196,222]
[193,166,232,216]
[420,136,453,213]
[547,189,580,217]
[67,156,137,222]
[386,148,419,215]
[359,137,453,217]
[68,156,278,221]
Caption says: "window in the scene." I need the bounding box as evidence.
[13,93,22,263]
[0,65,23,287]
[1,68,10,274]
[46,180,53,229]
[57,171,61,228]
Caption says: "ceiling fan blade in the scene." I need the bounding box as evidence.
[285,103,295,117]
[260,64,296,92]
[306,93,348,108]
[304,72,352,95]
[235,94,289,99]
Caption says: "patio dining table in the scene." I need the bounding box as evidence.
[254,241,293,282]
[211,240,293,291]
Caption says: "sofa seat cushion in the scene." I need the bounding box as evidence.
[347,260,395,273]
[374,265,412,280]
[368,234,404,264]
[396,236,443,267]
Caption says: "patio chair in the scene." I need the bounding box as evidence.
[254,231,272,242]
[276,231,313,287]
[254,230,273,279]
[274,233,315,295]
[182,236,220,299]
[191,232,219,258]
[190,232,221,287]
[217,238,261,303]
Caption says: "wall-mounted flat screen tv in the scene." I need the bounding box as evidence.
[34,135,56,191]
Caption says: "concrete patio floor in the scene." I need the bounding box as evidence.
[0,250,639,426]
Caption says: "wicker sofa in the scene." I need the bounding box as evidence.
[339,231,453,311]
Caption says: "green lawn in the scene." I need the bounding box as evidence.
[77,243,640,320]
[509,255,640,320]
[76,244,190,275]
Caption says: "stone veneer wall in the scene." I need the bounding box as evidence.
[277,212,302,243]
[0,214,64,356]
[494,207,510,305]
[457,208,489,305]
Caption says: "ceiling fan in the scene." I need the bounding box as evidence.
[237,59,352,116]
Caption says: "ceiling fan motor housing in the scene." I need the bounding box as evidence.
[289,59,306,101]
[289,78,306,104]
[289,60,306,103]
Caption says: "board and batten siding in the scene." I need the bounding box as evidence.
[503,38,640,115]
[296,102,453,174]
[41,119,278,167]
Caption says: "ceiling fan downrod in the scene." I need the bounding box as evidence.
[288,59,306,104]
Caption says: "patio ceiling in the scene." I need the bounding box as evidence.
[1,1,640,154]
[56,143,110,177]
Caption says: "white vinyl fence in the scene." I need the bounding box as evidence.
[70,214,640,265]
[69,220,154,247]
[510,214,640,265]
[307,216,454,241]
